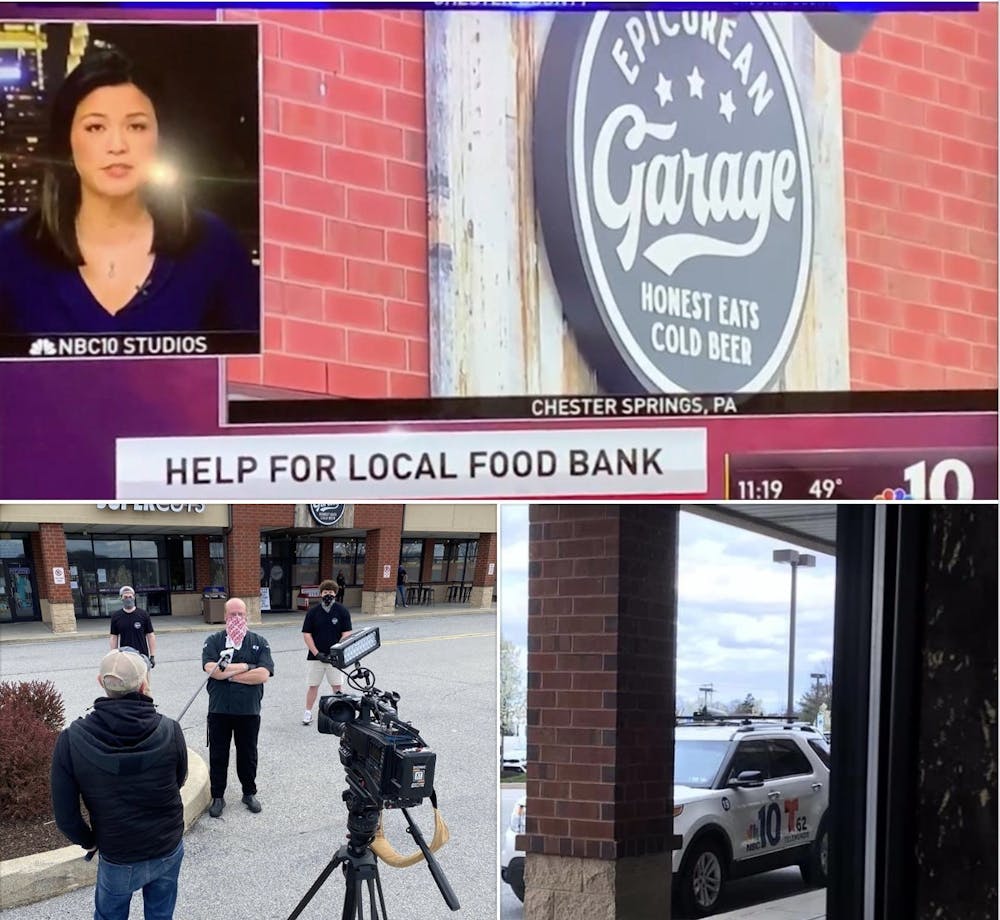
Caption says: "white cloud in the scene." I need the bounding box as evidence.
[499,506,836,713]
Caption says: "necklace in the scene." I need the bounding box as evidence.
[76,212,153,280]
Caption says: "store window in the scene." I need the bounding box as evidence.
[294,538,320,587]
[429,540,479,583]
[333,539,366,585]
[167,537,195,592]
[66,535,171,618]
[399,540,423,576]
[209,537,227,589]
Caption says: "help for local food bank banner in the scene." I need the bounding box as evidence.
[115,428,709,500]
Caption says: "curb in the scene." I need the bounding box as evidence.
[0,747,210,910]
[0,605,494,646]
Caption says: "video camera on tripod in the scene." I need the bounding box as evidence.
[316,643,435,810]
[287,626,459,920]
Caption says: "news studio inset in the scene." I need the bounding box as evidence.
[0,21,261,360]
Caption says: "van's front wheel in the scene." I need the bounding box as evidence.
[677,840,726,917]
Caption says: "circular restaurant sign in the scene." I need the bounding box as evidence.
[309,504,346,527]
[535,11,813,393]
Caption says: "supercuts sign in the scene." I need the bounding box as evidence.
[535,11,813,393]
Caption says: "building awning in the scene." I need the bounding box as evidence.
[686,505,837,556]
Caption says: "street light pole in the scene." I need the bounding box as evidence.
[773,549,817,719]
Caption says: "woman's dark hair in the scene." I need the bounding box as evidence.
[29,46,192,265]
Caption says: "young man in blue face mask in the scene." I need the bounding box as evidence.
[110,585,156,669]
[300,579,353,726]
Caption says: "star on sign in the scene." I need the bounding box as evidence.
[687,66,705,99]
[719,90,736,124]
[654,72,673,107]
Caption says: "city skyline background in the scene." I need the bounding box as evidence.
[0,20,261,258]
[500,505,836,724]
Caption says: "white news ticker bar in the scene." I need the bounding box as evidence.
[116,427,708,499]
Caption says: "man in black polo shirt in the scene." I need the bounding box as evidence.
[301,579,352,726]
[201,598,274,818]
[109,585,156,665]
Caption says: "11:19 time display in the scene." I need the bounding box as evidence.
[733,479,785,500]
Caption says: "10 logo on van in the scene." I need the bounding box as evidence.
[536,11,813,394]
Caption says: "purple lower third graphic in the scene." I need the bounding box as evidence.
[0,359,222,497]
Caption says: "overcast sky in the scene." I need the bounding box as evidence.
[500,505,836,716]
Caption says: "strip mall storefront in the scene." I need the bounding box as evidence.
[0,503,497,633]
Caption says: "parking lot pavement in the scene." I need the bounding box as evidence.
[0,612,497,920]
[712,889,826,919]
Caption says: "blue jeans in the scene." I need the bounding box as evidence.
[396,586,408,607]
[95,839,184,920]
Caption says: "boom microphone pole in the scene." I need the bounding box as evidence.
[175,649,233,725]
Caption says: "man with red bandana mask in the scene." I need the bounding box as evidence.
[201,598,274,819]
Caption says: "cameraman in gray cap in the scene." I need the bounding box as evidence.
[51,648,187,920]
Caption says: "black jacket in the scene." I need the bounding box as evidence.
[50,694,187,863]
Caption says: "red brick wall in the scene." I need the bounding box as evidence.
[227,504,295,595]
[194,536,213,591]
[355,504,405,593]
[225,10,429,399]
[319,536,334,581]
[843,7,998,389]
[35,524,72,604]
[524,506,676,861]
[472,531,497,589]
[420,538,435,583]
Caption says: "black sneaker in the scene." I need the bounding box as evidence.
[242,794,262,813]
[209,797,225,818]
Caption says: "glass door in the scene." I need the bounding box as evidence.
[0,560,39,621]
[260,536,293,610]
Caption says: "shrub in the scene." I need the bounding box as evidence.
[0,700,58,820]
[0,680,65,732]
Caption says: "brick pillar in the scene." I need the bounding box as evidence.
[356,505,404,615]
[522,506,677,920]
[420,539,435,583]
[319,536,334,582]
[227,504,295,623]
[469,531,497,607]
[35,524,75,634]
[194,536,213,591]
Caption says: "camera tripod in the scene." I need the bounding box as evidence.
[286,790,459,920]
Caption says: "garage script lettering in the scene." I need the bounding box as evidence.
[592,105,797,275]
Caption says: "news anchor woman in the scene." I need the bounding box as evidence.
[0,48,258,336]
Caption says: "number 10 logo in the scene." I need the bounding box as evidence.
[904,459,975,500]
[755,803,782,848]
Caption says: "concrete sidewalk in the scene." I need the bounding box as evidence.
[0,601,495,644]
[712,890,826,919]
